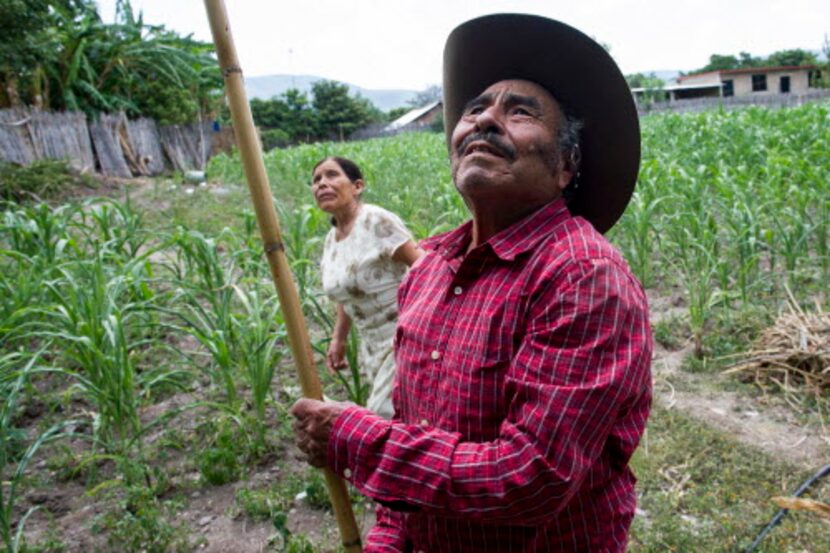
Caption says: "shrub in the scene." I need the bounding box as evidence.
[0,161,96,203]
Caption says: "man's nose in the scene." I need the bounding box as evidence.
[474,105,503,134]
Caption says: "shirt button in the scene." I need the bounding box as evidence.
[420,419,429,427]
[453,286,463,295]
[343,468,352,479]
[430,350,440,360]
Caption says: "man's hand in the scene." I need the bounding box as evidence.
[326,338,348,374]
[290,398,351,467]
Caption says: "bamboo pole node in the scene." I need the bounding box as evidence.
[222,65,243,77]
[264,241,285,253]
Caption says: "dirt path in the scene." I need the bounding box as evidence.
[648,291,830,470]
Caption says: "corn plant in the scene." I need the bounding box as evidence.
[0,251,46,349]
[233,284,286,451]
[160,285,241,407]
[277,203,328,303]
[0,202,79,266]
[307,295,368,406]
[71,197,147,261]
[722,200,765,304]
[0,352,77,553]
[160,229,242,405]
[27,255,186,454]
[613,181,667,289]
[772,205,812,287]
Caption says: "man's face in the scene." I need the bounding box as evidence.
[450,79,572,211]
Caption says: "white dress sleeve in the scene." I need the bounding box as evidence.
[365,205,413,258]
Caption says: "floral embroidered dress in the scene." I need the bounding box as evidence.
[320,203,412,419]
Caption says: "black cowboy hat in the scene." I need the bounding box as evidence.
[443,14,640,234]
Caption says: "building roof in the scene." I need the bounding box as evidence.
[678,65,817,82]
[385,101,442,131]
[631,82,722,93]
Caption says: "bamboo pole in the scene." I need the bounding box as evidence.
[202,2,362,551]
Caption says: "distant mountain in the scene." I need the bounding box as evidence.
[244,74,420,112]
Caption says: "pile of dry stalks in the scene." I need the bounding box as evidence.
[724,290,830,398]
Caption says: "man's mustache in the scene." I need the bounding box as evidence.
[456,132,516,161]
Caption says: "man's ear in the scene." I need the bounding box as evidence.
[557,145,581,190]
[556,166,574,191]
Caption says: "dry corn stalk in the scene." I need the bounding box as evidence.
[723,286,830,391]
[771,496,830,518]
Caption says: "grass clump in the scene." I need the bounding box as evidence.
[0,160,96,203]
[630,405,830,552]
[92,485,193,553]
[197,419,245,486]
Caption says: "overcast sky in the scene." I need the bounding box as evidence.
[96,0,829,91]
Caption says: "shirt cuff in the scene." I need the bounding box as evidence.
[329,405,392,483]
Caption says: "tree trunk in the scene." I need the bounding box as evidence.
[32,66,44,109]
[5,73,22,107]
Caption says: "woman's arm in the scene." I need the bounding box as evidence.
[392,239,425,267]
[326,303,351,373]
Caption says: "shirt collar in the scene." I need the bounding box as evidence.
[433,198,572,262]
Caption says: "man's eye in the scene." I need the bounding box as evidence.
[513,107,531,116]
[466,106,484,115]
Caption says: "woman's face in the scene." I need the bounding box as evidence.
[311,159,363,214]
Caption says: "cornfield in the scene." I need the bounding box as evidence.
[0,101,828,551]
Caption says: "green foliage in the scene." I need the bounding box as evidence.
[249,82,386,147]
[691,48,818,74]
[0,0,54,106]
[312,80,384,140]
[197,420,243,485]
[303,470,332,510]
[626,73,664,89]
[766,48,819,67]
[629,405,830,552]
[386,106,409,121]
[0,352,74,553]
[651,316,686,351]
[0,0,221,122]
[0,160,96,203]
[93,485,192,553]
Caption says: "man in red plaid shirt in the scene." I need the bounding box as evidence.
[293,14,652,552]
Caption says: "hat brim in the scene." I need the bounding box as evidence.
[443,14,640,234]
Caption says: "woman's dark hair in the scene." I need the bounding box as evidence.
[312,156,363,183]
[312,157,364,227]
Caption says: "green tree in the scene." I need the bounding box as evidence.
[626,72,664,89]
[698,54,740,72]
[766,48,819,67]
[0,0,63,107]
[0,0,220,122]
[387,106,410,122]
[282,89,316,142]
[737,51,763,68]
[626,72,665,105]
[248,89,316,147]
[311,80,381,140]
[692,48,817,76]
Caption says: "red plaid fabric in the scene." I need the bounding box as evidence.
[329,198,652,552]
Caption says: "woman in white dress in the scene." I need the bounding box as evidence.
[311,157,423,419]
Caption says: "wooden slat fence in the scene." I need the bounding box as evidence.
[0,108,234,177]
